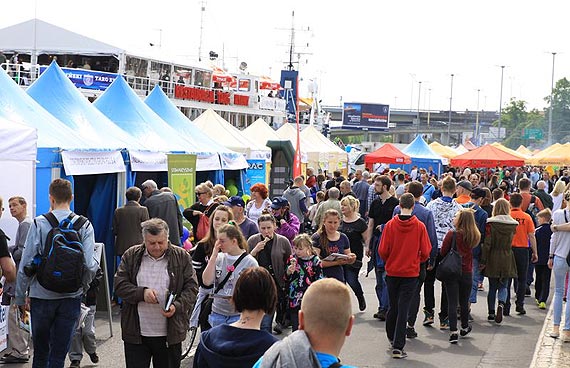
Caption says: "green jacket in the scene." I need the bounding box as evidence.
[481,215,518,278]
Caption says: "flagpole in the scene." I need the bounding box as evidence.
[293,73,302,178]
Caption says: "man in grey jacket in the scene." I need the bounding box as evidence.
[141,180,183,245]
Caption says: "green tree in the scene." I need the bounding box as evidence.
[493,99,546,148]
[545,77,570,143]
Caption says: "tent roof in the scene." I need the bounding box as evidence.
[463,140,478,150]
[300,125,346,154]
[145,86,248,170]
[364,143,411,165]
[429,141,458,159]
[94,76,193,152]
[243,119,281,142]
[528,143,562,165]
[516,145,533,156]
[192,109,270,159]
[0,66,92,149]
[450,144,526,168]
[531,143,570,166]
[276,123,314,151]
[27,62,145,150]
[0,19,124,56]
[0,117,37,160]
[490,142,529,160]
[403,136,443,161]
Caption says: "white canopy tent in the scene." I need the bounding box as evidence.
[0,118,37,240]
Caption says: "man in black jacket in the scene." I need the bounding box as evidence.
[141,180,183,245]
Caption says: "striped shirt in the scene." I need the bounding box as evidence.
[136,250,170,337]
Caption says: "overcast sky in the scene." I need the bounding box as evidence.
[1,0,568,113]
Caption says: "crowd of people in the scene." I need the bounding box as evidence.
[2,163,570,367]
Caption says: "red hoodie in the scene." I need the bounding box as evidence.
[379,215,431,277]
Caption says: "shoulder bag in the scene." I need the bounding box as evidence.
[198,252,248,330]
[436,232,462,281]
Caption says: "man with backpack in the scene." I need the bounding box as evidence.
[15,179,98,368]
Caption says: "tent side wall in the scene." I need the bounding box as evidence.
[36,147,61,215]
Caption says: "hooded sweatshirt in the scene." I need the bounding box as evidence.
[193,324,278,368]
[379,215,431,277]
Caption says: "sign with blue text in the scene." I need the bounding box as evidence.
[39,67,118,90]
[342,103,390,130]
[244,160,266,195]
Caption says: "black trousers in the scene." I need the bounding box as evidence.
[424,252,448,320]
[507,247,529,309]
[386,276,418,351]
[408,262,427,327]
[534,265,552,303]
[445,272,472,332]
[124,337,181,368]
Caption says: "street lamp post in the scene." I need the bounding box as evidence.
[427,88,432,127]
[498,65,505,141]
[447,74,454,145]
[416,81,422,136]
[548,52,557,146]
[476,89,480,142]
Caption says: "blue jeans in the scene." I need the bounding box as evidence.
[487,277,509,314]
[375,267,389,312]
[208,312,239,328]
[552,256,570,329]
[470,257,481,303]
[30,297,81,368]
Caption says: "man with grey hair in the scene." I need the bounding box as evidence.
[141,180,183,245]
[283,176,308,226]
[353,170,370,218]
[339,180,355,199]
[313,187,341,228]
[115,218,198,368]
[534,180,553,210]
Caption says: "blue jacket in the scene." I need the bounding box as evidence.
[393,202,438,264]
[535,223,553,266]
[462,202,488,259]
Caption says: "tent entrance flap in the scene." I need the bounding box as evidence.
[267,140,294,198]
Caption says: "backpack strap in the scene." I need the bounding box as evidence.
[71,214,88,231]
[42,212,60,229]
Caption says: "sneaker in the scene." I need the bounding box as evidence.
[538,302,547,310]
[495,303,504,324]
[0,354,29,364]
[69,361,81,368]
[273,322,283,335]
[516,305,526,315]
[88,352,99,364]
[460,325,472,337]
[487,313,495,321]
[406,325,418,338]
[449,332,459,344]
[373,309,386,321]
[561,330,570,343]
[550,326,560,338]
[422,309,434,326]
[439,318,449,330]
[357,295,367,312]
[392,349,408,359]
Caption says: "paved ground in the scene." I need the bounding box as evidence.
[4,268,567,368]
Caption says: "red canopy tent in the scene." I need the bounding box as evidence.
[364,143,411,165]
[450,144,525,168]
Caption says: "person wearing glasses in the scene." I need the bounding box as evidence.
[183,183,220,243]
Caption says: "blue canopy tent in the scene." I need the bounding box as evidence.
[0,66,95,215]
[93,76,197,190]
[401,135,444,176]
[144,85,248,185]
[27,62,149,285]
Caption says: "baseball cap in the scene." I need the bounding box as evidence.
[471,188,486,199]
[457,180,473,192]
[225,196,245,207]
[271,197,289,209]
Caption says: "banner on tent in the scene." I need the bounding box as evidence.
[244,160,266,194]
[62,150,125,175]
[39,67,118,90]
[167,154,197,214]
[130,151,168,172]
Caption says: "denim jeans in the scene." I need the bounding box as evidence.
[375,267,389,312]
[552,256,570,329]
[424,252,448,320]
[446,273,472,332]
[507,247,529,309]
[344,264,364,298]
[470,257,481,303]
[30,297,81,368]
[487,277,509,314]
[386,276,417,351]
[208,312,240,328]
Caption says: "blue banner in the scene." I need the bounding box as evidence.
[244,160,266,195]
[279,70,299,123]
[343,102,390,130]
[39,67,118,90]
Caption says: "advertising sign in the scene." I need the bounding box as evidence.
[342,103,390,130]
[244,160,266,195]
[167,154,197,213]
[61,150,125,175]
[39,67,118,90]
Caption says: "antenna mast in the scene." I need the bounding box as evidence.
[198,1,206,61]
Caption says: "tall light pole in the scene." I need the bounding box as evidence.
[416,81,422,136]
[548,52,557,146]
[498,65,505,141]
[409,73,416,111]
[447,74,454,145]
[427,88,432,127]
[475,89,481,144]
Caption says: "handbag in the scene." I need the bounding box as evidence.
[195,204,214,240]
[198,252,248,330]
[436,232,462,281]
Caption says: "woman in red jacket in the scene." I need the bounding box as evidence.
[441,208,481,344]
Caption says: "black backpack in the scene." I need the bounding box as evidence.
[37,212,88,293]
[526,195,539,227]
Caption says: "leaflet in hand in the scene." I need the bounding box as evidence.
[322,253,350,262]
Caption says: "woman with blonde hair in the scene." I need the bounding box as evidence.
[551,180,566,211]
[440,208,481,343]
[480,198,518,324]
[183,182,219,243]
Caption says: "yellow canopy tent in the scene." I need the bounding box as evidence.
[516,145,533,156]
[528,143,562,165]
[491,142,529,162]
[533,143,570,166]
[429,141,458,159]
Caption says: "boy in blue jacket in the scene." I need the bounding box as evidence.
[534,209,553,309]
